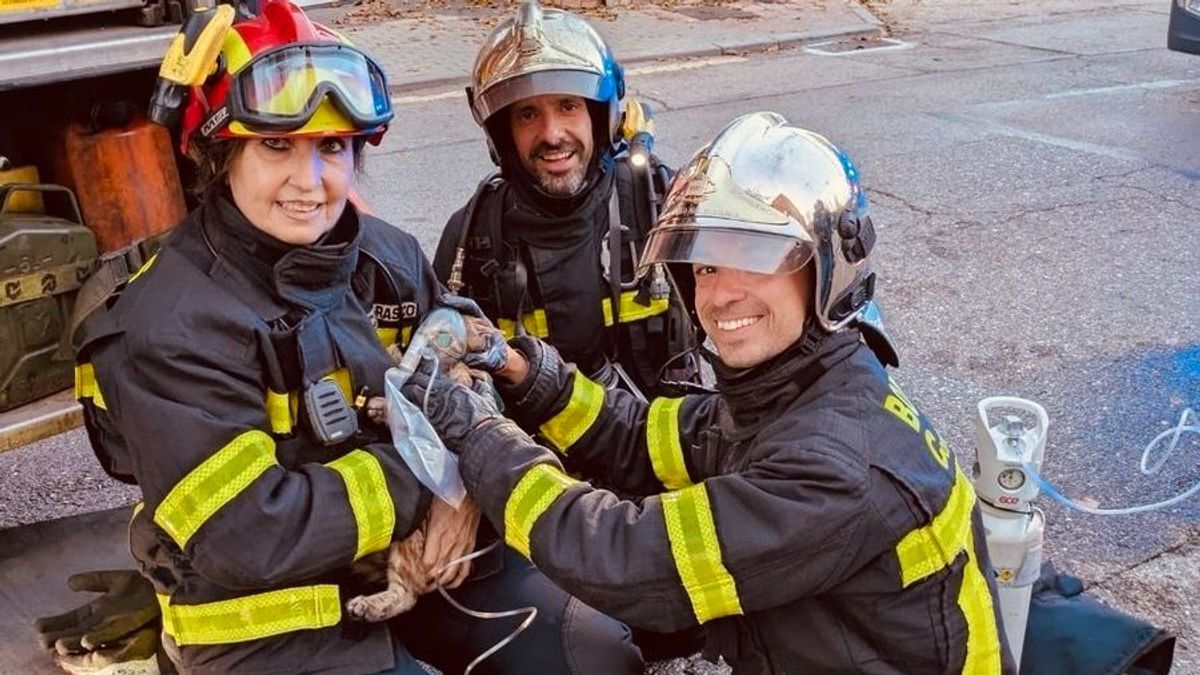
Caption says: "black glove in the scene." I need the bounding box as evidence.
[35,570,159,653]
[435,292,485,319]
[401,353,502,453]
[436,293,507,374]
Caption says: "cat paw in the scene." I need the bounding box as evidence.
[345,587,418,622]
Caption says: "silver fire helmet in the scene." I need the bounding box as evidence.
[467,1,625,163]
[642,111,898,365]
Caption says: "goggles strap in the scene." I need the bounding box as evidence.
[198,103,233,140]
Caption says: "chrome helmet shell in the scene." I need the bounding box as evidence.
[467,1,625,163]
[642,111,896,364]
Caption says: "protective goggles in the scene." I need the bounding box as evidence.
[203,43,393,138]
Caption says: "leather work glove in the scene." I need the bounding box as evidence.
[53,624,161,675]
[435,293,508,374]
[36,570,159,654]
[421,495,482,590]
[400,353,502,453]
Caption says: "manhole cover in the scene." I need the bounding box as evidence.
[805,35,912,56]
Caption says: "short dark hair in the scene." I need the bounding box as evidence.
[187,136,369,199]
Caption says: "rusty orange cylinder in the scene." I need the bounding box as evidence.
[54,114,185,254]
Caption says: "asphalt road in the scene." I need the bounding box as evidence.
[1,0,1196,670]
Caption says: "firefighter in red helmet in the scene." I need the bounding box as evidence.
[37,2,641,673]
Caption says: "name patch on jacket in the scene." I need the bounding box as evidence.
[373,302,418,325]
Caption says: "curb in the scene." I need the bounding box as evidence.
[386,18,883,95]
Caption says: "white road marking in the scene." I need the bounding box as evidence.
[1043,79,1200,99]
[805,37,915,57]
[936,113,1146,163]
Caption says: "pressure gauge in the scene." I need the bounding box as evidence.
[997,468,1026,491]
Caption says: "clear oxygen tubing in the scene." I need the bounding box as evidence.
[428,541,538,675]
[1024,407,1199,515]
[406,318,537,674]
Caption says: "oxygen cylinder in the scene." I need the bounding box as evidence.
[52,104,185,253]
[972,397,1050,668]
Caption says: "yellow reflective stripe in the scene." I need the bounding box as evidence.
[264,368,349,437]
[375,326,415,349]
[647,397,691,490]
[154,430,277,549]
[265,390,292,434]
[128,253,158,284]
[661,484,743,623]
[329,368,352,401]
[504,464,579,560]
[895,467,976,587]
[497,295,666,339]
[498,319,515,339]
[538,373,605,451]
[376,327,398,349]
[960,535,1004,674]
[894,467,1002,673]
[326,450,396,561]
[158,585,341,646]
[602,291,670,326]
[498,309,550,339]
[74,363,107,410]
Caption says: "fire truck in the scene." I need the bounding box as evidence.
[0,0,191,456]
[0,2,310,669]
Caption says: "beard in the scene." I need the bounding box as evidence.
[523,138,591,197]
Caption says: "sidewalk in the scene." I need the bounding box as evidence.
[318,0,882,93]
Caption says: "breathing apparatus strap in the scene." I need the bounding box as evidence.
[605,190,624,359]
[448,174,502,294]
[62,231,171,359]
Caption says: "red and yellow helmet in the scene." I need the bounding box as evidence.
[180,0,393,152]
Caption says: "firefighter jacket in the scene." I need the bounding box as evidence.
[433,156,695,397]
[457,331,1017,674]
[73,193,439,674]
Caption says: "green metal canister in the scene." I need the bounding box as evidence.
[0,184,96,411]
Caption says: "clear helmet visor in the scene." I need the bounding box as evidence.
[639,225,815,277]
[237,44,391,127]
[474,69,608,124]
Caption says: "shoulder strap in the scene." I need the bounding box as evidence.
[447,173,503,293]
[606,189,623,348]
[63,230,171,359]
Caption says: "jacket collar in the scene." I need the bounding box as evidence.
[202,191,361,311]
[708,323,861,437]
[504,166,615,249]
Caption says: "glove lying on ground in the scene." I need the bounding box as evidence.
[36,570,159,653]
[1020,561,1175,675]
[52,625,160,675]
[35,569,166,675]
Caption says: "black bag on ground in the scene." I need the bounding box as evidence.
[1021,562,1175,675]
